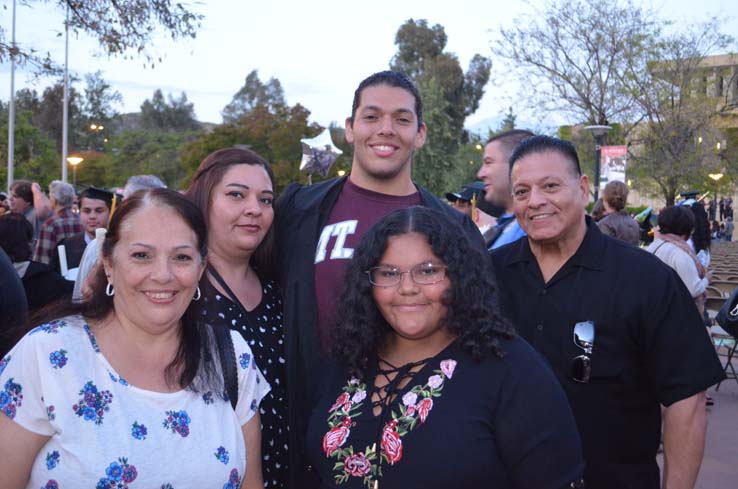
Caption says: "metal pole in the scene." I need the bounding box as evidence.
[7,0,16,192]
[593,134,603,202]
[61,5,69,183]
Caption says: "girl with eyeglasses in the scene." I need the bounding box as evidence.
[306,206,585,489]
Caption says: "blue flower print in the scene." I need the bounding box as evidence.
[0,355,9,376]
[108,372,130,387]
[41,480,59,489]
[72,381,113,425]
[83,323,101,352]
[46,450,60,470]
[46,405,56,421]
[0,378,23,419]
[202,391,214,405]
[223,468,240,489]
[30,320,66,335]
[250,399,258,412]
[214,446,230,465]
[96,457,137,488]
[163,410,191,437]
[49,350,68,369]
[239,352,251,369]
[161,485,174,489]
[131,421,148,440]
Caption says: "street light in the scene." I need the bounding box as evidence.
[708,173,724,182]
[67,156,83,186]
[583,125,612,202]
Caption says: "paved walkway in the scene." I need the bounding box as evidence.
[658,340,738,488]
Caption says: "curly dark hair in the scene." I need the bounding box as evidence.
[332,206,515,378]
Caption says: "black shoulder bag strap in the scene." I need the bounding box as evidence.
[207,264,248,411]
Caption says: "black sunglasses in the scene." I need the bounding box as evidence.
[571,321,595,383]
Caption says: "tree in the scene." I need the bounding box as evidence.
[33,81,85,153]
[390,19,491,196]
[492,0,658,128]
[222,70,287,123]
[182,104,322,193]
[624,19,737,205]
[0,104,58,187]
[391,19,491,144]
[0,0,203,73]
[140,89,200,132]
[78,71,123,151]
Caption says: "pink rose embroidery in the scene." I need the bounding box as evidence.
[381,420,404,465]
[417,398,433,423]
[344,452,372,477]
[322,418,351,456]
[440,359,457,379]
[330,392,350,413]
[427,374,443,389]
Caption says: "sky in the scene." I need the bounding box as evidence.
[1,0,737,133]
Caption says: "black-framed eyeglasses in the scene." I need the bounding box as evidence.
[366,262,447,287]
[571,320,595,383]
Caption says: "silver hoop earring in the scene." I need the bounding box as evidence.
[192,286,201,301]
[105,282,115,297]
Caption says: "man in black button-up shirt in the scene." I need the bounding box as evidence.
[491,136,725,489]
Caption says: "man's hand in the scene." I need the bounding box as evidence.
[662,392,707,489]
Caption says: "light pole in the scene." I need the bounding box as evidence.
[7,0,17,192]
[583,125,612,202]
[67,156,83,187]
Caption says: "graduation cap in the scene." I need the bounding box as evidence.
[79,186,115,209]
[446,182,485,203]
[679,190,700,199]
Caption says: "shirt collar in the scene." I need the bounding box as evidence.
[502,215,605,272]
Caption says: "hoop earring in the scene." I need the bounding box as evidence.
[192,286,201,301]
[105,282,115,297]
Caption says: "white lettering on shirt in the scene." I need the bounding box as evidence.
[314,220,358,263]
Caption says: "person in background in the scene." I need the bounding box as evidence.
[477,129,534,250]
[0,188,268,488]
[186,147,288,488]
[647,206,710,316]
[590,198,605,222]
[491,135,725,489]
[0,192,9,216]
[32,181,81,268]
[445,186,475,217]
[8,180,53,244]
[724,216,734,242]
[122,174,167,198]
[596,180,639,245]
[0,213,73,314]
[58,187,114,270]
[0,247,27,357]
[308,207,585,488]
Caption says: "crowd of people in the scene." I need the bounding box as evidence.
[0,70,729,489]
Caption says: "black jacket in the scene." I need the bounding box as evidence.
[58,232,87,271]
[274,176,483,485]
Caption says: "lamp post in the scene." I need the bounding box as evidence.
[583,125,612,202]
[67,156,83,187]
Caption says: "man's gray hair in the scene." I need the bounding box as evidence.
[123,175,167,199]
[49,180,76,209]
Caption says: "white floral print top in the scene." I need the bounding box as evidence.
[0,315,270,489]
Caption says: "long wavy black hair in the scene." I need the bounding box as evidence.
[332,206,515,378]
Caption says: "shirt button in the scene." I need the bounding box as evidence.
[541,289,547,295]
[537,324,544,331]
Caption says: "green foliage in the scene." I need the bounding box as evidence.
[80,129,202,189]
[140,89,200,132]
[391,19,491,196]
[0,0,203,73]
[0,107,59,188]
[181,104,322,193]
[222,70,287,123]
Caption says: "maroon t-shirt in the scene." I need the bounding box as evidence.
[314,179,422,352]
